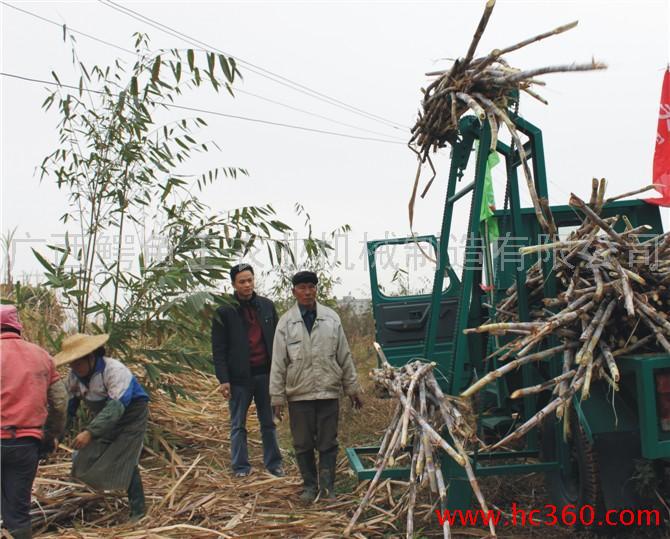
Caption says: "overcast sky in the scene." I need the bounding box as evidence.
[2,0,669,298]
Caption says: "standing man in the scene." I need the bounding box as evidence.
[1,305,67,539]
[212,263,284,478]
[270,271,363,502]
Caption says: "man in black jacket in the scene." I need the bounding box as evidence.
[212,263,283,477]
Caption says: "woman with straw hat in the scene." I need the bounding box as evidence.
[55,333,149,522]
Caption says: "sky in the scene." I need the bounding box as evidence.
[2,0,669,299]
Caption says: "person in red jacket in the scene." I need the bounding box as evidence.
[0,305,67,539]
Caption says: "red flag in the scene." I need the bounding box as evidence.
[646,67,670,206]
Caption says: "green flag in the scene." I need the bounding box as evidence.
[480,150,500,242]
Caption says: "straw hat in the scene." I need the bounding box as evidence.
[54,333,110,367]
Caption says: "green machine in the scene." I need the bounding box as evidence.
[346,111,670,515]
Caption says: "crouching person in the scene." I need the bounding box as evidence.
[1,305,68,539]
[269,271,363,503]
[55,334,149,522]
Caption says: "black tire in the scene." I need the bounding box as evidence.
[541,410,605,527]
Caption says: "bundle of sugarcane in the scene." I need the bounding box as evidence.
[344,346,493,539]
[408,0,606,235]
[461,181,669,450]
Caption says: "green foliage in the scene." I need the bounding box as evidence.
[35,31,333,394]
[0,282,65,352]
[261,204,351,315]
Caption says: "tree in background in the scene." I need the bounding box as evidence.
[261,204,350,314]
[33,31,331,396]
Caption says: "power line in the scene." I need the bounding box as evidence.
[1,1,133,55]
[2,0,405,141]
[233,87,405,140]
[97,0,409,131]
[0,72,406,145]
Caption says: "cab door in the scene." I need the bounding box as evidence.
[367,235,461,369]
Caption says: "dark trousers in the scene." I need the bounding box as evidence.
[288,399,339,457]
[1,437,39,532]
[229,372,282,473]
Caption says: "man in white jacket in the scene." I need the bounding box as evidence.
[270,271,363,502]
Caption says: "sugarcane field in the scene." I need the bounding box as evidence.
[2,0,670,538]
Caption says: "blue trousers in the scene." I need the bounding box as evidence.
[229,372,282,474]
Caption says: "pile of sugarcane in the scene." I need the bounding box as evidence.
[408,0,606,235]
[461,180,670,450]
[344,346,496,538]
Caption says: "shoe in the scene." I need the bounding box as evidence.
[268,467,285,477]
[300,485,318,503]
[129,511,145,523]
[234,470,251,478]
[295,452,318,503]
[318,449,337,501]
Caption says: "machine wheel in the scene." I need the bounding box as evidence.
[541,410,605,526]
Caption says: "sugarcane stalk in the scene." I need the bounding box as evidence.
[422,430,438,494]
[455,92,486,121]
[488,61,607,85]
[581,355,596,400]
[462,343,573,397]
[597,364,619,392]
[569,193,627,244]
[613,334,655,357]
[378,376,467,467]
[519,239,592,256]
[434,466,451,539]
[464,321,543,334]
[605,184,658,203]
[634,295,670,335]
[608,259,635,317]
[462,0,497,65]
[344,410,404,537]
[638,311,670,355]
[579,300,608,343]
[599,340,620,383]
[375,403,402,467]
[415,437,426,477]
[510,370,575,399]
[576,299,616,364]
[474,92,550,234]
[557,347,575,419]
[488,368,587,451]
[400,362,436,447]
[422,379,496,537]
[595,177,607,213]
[406,435,420,539]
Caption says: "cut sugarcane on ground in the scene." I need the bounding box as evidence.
[28,351,400,539]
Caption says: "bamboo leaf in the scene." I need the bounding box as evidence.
[218,54,232,81]
[32,248,55,274]
[151,55,161,84]
[187,49,195,72]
